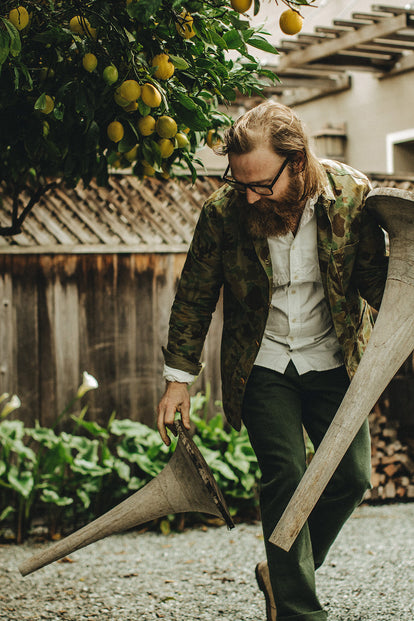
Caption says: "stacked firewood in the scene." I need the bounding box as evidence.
[364,402,414,502]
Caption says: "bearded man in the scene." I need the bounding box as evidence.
[157,101,388,620]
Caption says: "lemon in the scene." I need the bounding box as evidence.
[114,88,130,107]
[156,115,177,139]
[158,139,175,159]
[125,145,139,162]
[230,0,252,13]
[39,95,55,115]
[151,54,175,80]
[9,6,29,30]
[125,100,139,113]
[175,10,196,39]
[137,115,156,136]
[141,160,156,177]
[140,83,162,108]
[103,64,118,85]
[279,9,303,35]
[82,53,98,72]
[206,129,222,148]
[175,132,190,149]
[119,79,141,102]
[107,121,124,143]
[69,15,97,39]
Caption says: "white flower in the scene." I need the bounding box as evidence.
[76,372,99,398]
[1,395,21,419]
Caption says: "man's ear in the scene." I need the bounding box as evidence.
[291,152,305,173]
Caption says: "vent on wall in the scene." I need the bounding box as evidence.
[312,124,347,162]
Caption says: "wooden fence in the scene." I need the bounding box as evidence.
[0,253,223,429]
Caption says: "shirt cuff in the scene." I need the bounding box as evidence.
[163,364,196,384]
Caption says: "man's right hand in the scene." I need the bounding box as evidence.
[157,381,191,446]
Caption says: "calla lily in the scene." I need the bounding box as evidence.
[1,395,21,419]
[76,372,98,398]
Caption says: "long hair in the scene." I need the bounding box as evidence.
[220,100,326,200]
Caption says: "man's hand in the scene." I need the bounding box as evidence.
[157,381,191,446]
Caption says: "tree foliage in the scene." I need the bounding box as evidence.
[0,0,315,233]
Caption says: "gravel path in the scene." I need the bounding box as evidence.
[1,504,413,620]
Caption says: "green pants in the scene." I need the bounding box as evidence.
[242,362,371,621]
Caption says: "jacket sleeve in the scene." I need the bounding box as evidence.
[353,205,389,311]
[162,199,224,375]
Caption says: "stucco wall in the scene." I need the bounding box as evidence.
[294,71,414,173]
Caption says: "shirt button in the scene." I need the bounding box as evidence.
[291,289,296,294]
[292,318,297,323]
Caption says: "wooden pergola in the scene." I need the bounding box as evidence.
[263,4,414,104]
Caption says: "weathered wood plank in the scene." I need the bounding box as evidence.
[13,257,40,418]
[0,256,14,395]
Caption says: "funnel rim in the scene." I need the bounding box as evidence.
[173,421,235,530]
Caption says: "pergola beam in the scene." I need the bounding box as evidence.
[276,12,407,71]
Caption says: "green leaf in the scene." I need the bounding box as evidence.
[173,103,210,131]
[168,54,189,70]
[137,99,151,116]
[76,488,92,509]
[174,91,198,111]
[0,30,10,67]
[40,489,73,506]
[8,467,34,498]
[71,414,109,437]
[247,36,280,55]
[211,459,239,482]
[34,93,47,111]
[223,29,245,50]
[0,505,15,522]
[127,0,162,22]
[2,19,21,57]
[209,30,228,50]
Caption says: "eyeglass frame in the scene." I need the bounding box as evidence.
[222,157,289,196]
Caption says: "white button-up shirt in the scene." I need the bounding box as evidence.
[254,194,343,375]
[163,194,343,384]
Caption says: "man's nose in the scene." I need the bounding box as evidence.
[246,188,260,204]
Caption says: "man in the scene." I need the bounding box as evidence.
[157,101,388,620]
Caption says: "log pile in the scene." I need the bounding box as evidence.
[364,402,414,502]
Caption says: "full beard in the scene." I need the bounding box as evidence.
[240,179,306,239]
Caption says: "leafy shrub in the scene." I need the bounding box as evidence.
[0,382,263,542]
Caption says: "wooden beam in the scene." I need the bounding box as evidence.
[314,25,349,36]
[352,12,389,22]
[371,5,414,16]
[333,19,373,29]
[378,50,414,78]
[277,12,407,71]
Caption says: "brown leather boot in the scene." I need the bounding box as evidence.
[255,561,277,621]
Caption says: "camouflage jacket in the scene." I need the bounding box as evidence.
[163,160,388,430]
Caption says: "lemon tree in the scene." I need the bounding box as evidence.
[0,0,316,234]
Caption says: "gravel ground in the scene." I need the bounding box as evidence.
[1,503,413,621]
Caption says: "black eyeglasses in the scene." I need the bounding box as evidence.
[222,158,289,196]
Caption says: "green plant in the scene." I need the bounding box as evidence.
[0,379,317,541]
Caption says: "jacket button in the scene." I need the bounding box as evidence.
[240,377,246,385]
[255,340,260,347]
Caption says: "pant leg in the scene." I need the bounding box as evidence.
[242,364,328,621]
[300,365,372,568]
